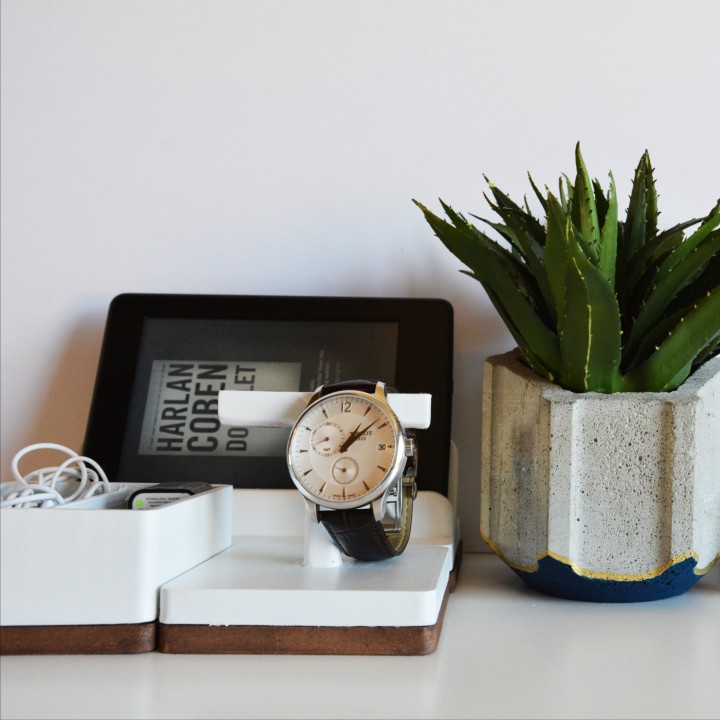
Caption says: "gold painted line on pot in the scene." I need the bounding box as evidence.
[695,553,720,575]
[480,533,715,581]
[480,535,539,574]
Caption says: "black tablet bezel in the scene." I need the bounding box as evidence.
[82,293,453,495]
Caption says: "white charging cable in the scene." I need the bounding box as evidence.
[1,443,112,509]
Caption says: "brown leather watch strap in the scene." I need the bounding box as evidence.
[317,480,415,562]
[316,380,386,397]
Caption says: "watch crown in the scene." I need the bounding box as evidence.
[403,436,418,479]
[404,437,415,457]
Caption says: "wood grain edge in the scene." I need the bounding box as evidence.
[0,622,157,655]
[158,581,451,656]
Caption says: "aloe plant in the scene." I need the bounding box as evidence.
[415,144,720,392]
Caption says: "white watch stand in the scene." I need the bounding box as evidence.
[158,390,460,656]
[158,488,459,656]
[217,389,433,430]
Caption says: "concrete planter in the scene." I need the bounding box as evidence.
[480,350,720,602]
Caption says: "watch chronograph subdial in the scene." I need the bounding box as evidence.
[331,456,359,484]
[310,421,345,457]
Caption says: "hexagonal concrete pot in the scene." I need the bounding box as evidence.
[480,350,720,602]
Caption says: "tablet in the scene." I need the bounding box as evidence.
[83,294,454,495]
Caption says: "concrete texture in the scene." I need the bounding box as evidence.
[480,350,720,579]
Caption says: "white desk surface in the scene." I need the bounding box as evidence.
[2,553,719,720]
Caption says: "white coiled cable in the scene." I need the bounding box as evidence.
[1,443,112,509]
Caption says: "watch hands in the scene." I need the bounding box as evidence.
[338,418,380,453]
[336,422,361,451]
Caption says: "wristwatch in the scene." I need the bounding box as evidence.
[286,380,418,562]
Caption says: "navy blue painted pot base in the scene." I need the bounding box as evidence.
[511,555,702,603]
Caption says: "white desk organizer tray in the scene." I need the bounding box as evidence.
[159,388,458,655]
[0,483,233,629]
[158,488,459,655]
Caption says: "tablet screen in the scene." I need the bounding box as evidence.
[83,294,453,493]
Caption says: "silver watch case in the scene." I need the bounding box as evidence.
[286,385,414,528]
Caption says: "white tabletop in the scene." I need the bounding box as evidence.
[2,553,719,720]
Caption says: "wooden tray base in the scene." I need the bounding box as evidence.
[0,622,157,655]
[158,543,462,656]
[158,582,450,656]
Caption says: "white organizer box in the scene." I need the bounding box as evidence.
[0,484,233,627]
[159,488,458,628]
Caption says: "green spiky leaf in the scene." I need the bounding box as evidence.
[621,286,720,391]
[558,225,622,392]
[624,229,720,366]
[414,200,561,375]
[415,147,720,394]
[597,172,618,288]
[572,143,602,256]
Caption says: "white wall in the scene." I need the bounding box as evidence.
[2,0,718,550]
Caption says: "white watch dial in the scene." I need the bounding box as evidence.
[288,392,401,505]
